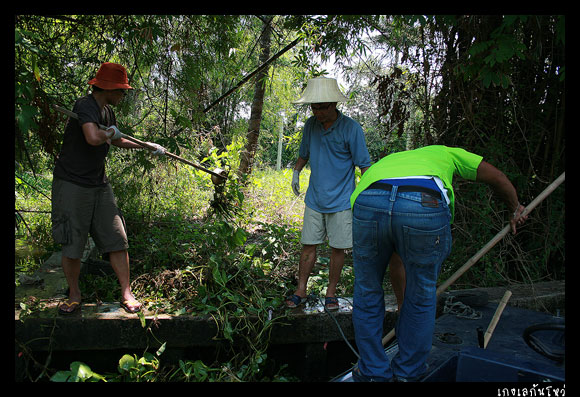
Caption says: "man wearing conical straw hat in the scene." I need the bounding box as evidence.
[286,77,371,311]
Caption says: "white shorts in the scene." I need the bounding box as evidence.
[300,206,352,249]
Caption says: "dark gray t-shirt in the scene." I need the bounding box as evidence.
[53,95,116,187]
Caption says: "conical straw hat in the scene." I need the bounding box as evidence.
[293,77,349,104]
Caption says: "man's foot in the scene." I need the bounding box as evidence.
[120,298,142,313]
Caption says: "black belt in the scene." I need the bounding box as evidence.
[366,181,442,200]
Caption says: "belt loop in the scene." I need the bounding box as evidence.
[390,185,398,202]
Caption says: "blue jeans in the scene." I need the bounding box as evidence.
[352,186,452,381]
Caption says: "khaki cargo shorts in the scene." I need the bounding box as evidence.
[300,205,353,249]
[51,177,129,259]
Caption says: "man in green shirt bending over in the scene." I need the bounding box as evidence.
[350,145,527,382]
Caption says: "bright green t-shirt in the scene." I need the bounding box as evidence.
[350,145,483,222]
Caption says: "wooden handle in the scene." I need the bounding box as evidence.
[435,171,564,295]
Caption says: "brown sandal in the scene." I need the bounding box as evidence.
[58,301,81,315]
[120,299,142,313]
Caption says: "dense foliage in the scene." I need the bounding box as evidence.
[15,15,564,381]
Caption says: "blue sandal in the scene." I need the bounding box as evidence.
[285,294,307,308]
[325,297,340,311]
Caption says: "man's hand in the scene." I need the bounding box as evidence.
[510,203,528,235]
[147,142,166,156]
[476,161,528,234]
[106,125,123,140]
[292,169,301,196]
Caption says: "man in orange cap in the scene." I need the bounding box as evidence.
[52,62,164,314]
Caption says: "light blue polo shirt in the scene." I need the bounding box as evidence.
[299,110,371,213]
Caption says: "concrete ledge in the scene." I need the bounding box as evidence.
[14,297,399,352]
[15,247,564,354]
[15,281,564,354]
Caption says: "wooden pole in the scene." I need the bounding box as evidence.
[483,290,512,348]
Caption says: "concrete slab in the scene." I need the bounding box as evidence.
[15,247,564,355]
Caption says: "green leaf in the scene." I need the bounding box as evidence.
[212,264,226,287]
[70,361,94,382]
[174,307,187,316]
[232,228,247,247]
[193,360,209,381]
[156,342,167,357]
[118,354,137,372]
[142,351,157,362]
[15,104,39,133]
[481,70,493,88]
[176,114,193,129]
[500,74,510,89]
[32,56,41,82]
[468,41,491,56]
[223,320,234,342]
[50,371,72,382]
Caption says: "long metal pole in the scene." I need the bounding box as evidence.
[53,105,226,181]
[202,37,301,114]
[381,171,565,346]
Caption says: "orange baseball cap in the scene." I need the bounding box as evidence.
[88,62,133,90]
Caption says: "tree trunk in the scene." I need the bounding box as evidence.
[238,19,272,177]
